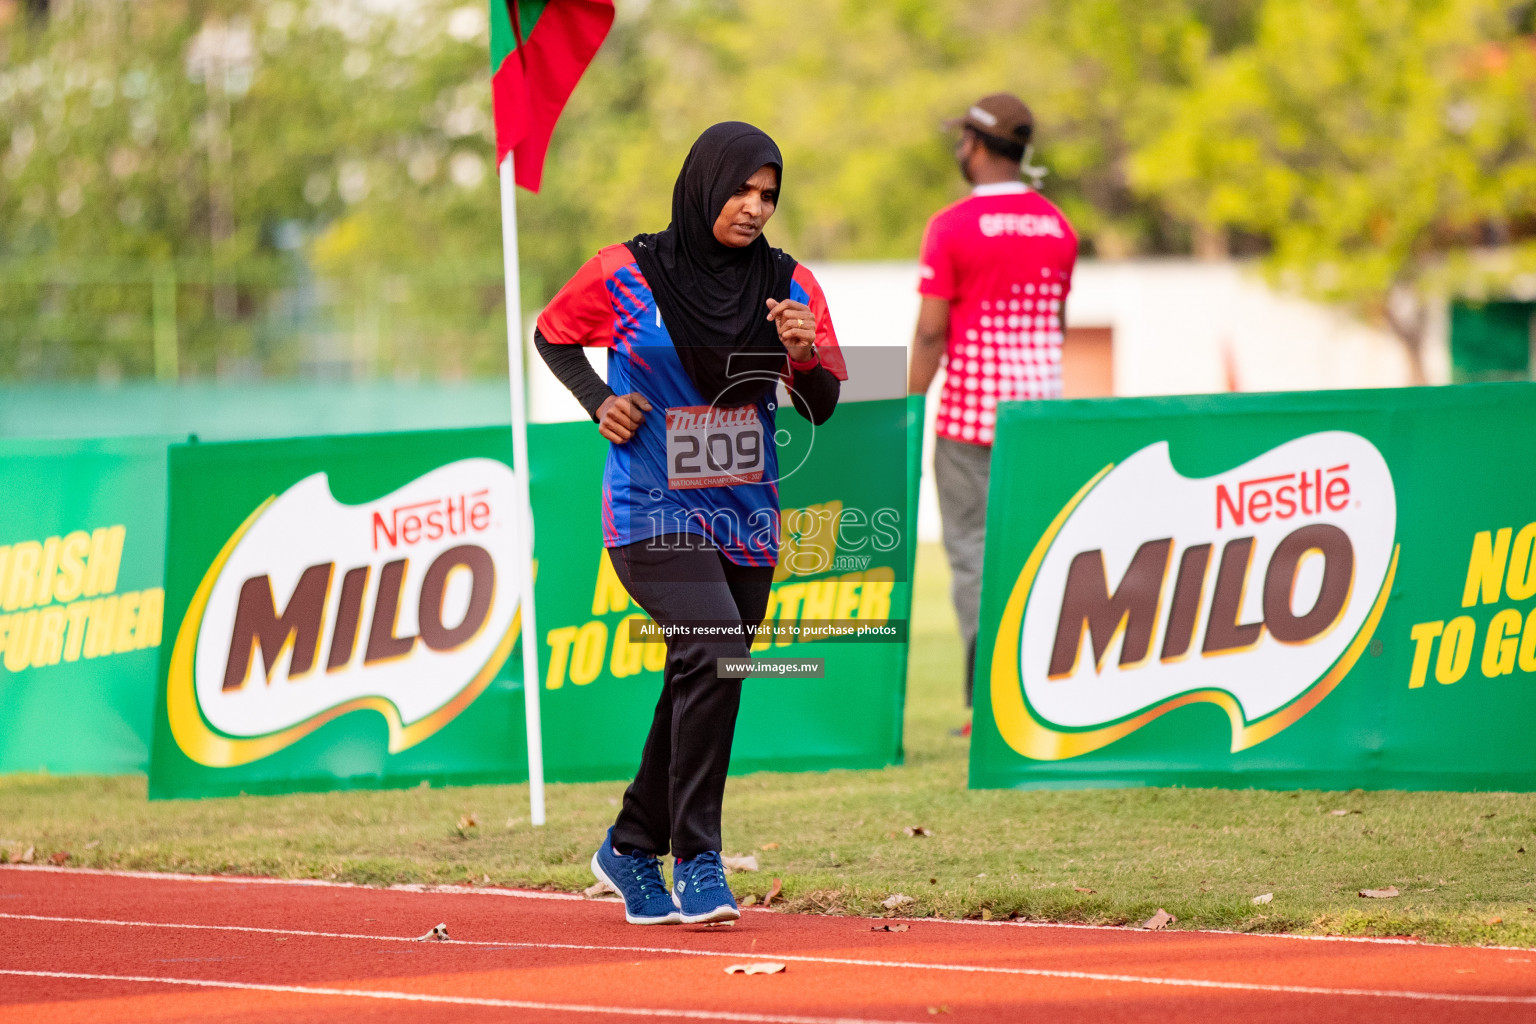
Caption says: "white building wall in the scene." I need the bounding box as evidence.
[529,259,1427,542]
[807,259,1424,542]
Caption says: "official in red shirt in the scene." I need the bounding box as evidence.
[908,93,1079,715]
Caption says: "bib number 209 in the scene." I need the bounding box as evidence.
[666,405,765,490]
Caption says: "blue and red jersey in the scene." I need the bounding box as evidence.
[535,244,846,566]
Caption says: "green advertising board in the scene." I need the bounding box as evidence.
[149,397,917,798]
[534,397,919,782]
[0,437,170,774]
[971,383,1536,792]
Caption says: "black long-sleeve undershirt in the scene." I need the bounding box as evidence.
[533,328,615,421]
[785,359,840,425]
[533,327,841,425]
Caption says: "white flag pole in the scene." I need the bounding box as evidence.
[498,151,546,827]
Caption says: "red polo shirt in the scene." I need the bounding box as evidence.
[918,182,1078,445]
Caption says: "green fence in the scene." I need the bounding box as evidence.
[0,263,515,382]
[1451,300,1534,384]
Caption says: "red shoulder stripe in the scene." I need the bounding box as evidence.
[536,253,615,349]
[792,264,847,381]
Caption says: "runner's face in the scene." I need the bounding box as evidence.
[712,165,779,248]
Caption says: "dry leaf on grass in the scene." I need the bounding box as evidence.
[1073,886,1096,894]
[415,923,450,941]
[1141,908,1177,931]
[82,841,100,850]
[760,842,779,851]
[870,923,910,932]
[740,895,758,907]
[722,854,759,873]
[456,814,478,830]
[980,908,993,921]
[903,826,933,837]
[17,845,34,864]
[763,877,783,908]
[1329,809,1361,816]
[1359,887,1400,899]
[723,962,785,975]
[49,851,69,866]
[583,881,615,899]
[1252,893,1273,906]
[1489,917,1503,926]
[881,894,915,911]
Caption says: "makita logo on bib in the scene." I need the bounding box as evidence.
[994,432,1398,759]
[666,406,759,432]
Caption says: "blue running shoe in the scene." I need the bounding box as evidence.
[591,828,681,925]
[671,850,740,925]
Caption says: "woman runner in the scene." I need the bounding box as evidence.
[534,122,846,925]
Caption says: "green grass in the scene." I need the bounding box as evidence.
[4,544,1535,947]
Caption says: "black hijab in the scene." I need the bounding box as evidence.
[626,122,796,408]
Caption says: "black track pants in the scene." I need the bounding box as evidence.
[608,535,774,860]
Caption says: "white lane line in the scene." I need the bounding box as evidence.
[0,969,917,1024]
[5,862,1529,952]
[0,864,585,901]
[3,912,1534,1006]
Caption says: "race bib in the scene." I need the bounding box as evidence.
[665,405,765,490]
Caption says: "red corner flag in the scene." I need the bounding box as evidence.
[489,0,614,192]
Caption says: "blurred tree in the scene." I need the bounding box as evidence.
[1133,0,1536,380]
[47,0,1536,385]
[0,0,512,378]
[509,0,1260,267]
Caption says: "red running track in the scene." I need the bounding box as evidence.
[2,865,1535,1023]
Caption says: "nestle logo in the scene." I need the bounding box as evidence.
[1216,465,1350,529]
[372,490,491,550]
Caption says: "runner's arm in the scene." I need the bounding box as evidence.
[907,297,949,395]
[534,328,616,422]
[787,362,840,425]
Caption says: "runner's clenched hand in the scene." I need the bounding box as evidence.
[766,298,816,363]
[597,392,652,443]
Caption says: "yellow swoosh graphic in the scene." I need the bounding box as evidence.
[989,467,1399,760]
[167,498,520,768]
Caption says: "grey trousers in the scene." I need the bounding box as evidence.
[933,436,992,707]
